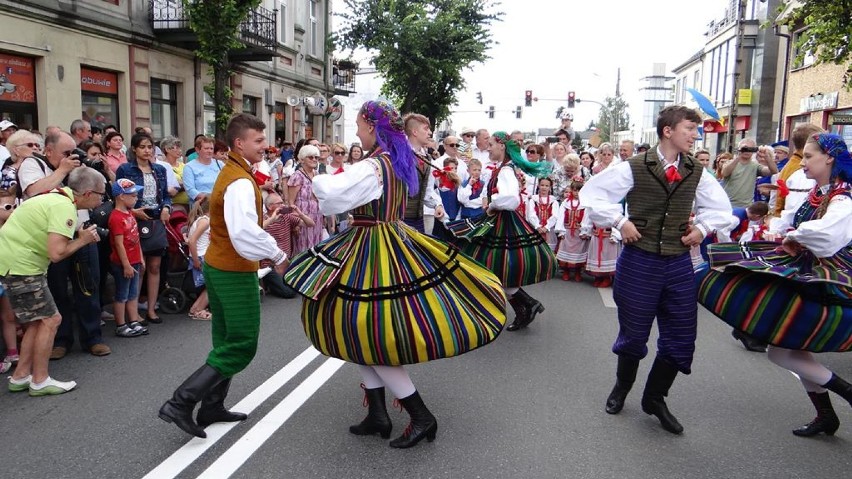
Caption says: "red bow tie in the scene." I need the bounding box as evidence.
[665,165,682,184]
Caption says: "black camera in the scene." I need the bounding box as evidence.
[73,147,105,172]
[81,220,109,240]
[546,137,559,143]
[739,146,759,153]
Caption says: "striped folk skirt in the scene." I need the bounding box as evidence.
[446,209,557,288]
[284,221,507,366]
[556,233,589,267]
[696,242,852,352]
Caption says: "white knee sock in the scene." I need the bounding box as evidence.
[371,365,416,399]
[356,364,384,389]
[504,287,519,296]
[767,347,832,392]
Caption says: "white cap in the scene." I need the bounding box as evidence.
[0,120,17,132]
[460,126,476,135]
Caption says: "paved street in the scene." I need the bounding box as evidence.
[3,278,851,479]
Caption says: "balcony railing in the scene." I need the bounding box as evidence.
[332,66,356,94]
[150,0,278,61]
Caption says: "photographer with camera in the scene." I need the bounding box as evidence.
[17,131,111,358]
[721,138,778,208]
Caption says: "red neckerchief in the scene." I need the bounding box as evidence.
[332,165,346,175]
[432,166,456,189]
[470,178,482,196]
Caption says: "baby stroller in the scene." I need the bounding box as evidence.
[158,211,197,314]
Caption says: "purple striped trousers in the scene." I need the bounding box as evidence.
[612,246,697,374]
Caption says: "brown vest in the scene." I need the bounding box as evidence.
[404,153,432,220]
[625,149,702,256]
[205,152,264,272]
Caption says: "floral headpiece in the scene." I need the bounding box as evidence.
[358,100,418,195]
[813,133,852,183]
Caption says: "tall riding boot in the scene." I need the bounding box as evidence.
[159,364,224,438]
[389,391,438,449]
[197,378,249,428]
[516,288,545,328]
[640,357,684,435]
[605,356,640,414]
[506,293,529,332]
[349,386,393,438]
[793,392,840,437]
[823,373,852,407]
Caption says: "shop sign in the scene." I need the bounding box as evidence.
[0,53,36,103]
[800,92,838,113]
[81,67,118,95]
[737,89,752,105]
[831,114,852,125]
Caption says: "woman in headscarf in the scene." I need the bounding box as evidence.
[447,132,558,331]
[697,133,852,438]
[284,100,506,449]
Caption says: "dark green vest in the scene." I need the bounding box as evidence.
[625,149,702,256]
[404,154,432,220]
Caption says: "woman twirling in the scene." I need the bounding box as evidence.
[697,133,852,437]
[284,101,506,449]
[448,132,558,331]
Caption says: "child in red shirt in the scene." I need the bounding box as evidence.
[108,179,147,337]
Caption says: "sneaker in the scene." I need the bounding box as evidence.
[8,375,32,392]
[89,343,112,356]
[49,346,67,360]
[100,310,115,321]
[128,321,149,335]
[4,354,19,364]
[116,324,142,338]
[0,359,10,374]
[29,377,77,397]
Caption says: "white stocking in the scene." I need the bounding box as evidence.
[767,346,832,393]
[371,365,416,399]
[356,364,384,389]
[504,287,519,296]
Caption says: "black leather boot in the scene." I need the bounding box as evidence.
[389,391,437,449]
[793,391,840,437]
[349,386,392,438]
[606,356,640,414]
[197,378,248,428]
[731,329,767,352]
[823,373,852,407]
[641,357,684,435]
[159,364,224,438]
[516,288,545,328]
[506,293,529,332]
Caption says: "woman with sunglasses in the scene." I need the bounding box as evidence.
[522,144,545,196]
[1,130,41,193]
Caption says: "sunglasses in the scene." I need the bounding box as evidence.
[333,151,346,155]
[445,143,459,148]
[526,150,540,154]
[462,134,474,137]
[17,142,38,149]
[1,203,16,211]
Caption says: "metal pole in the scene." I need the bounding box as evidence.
[727,0,748,153]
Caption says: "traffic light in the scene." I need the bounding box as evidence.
[476,91,483,104]
[568,91,576,108]
[488,105,495,119]
[515,106,522,119]
[525,90,533,107]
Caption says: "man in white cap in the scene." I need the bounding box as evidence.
[0,120,18,163]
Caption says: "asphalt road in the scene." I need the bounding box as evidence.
[3,278,851,479]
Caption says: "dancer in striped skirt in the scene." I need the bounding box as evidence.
[285,101,506,449]
[581,106,731,434]
[447,132,557,332]
[697,133,852,437]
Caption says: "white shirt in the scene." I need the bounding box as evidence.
[472,146,490,164]
[785,190,852,258]
[311,158,382,215]
[223,175,286,265]
[768,169,816,235]
[0,145,9,164]
[489,165,520,212]
[579,151,732,238]
[156,159,179,190]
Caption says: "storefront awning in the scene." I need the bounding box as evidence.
[703,117,750,133]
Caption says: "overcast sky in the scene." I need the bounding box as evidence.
[337,0,733,142]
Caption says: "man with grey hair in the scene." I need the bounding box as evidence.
[0,166,105,395]
[721,138,778,208]
[70,119,91,147]
[472,128,490,163]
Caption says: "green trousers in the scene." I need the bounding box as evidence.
[203,264,261,377]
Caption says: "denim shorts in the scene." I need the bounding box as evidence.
[111,263,141,303]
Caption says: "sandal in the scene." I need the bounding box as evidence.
[189,309,212,321]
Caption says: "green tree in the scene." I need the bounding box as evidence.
[595,96,631,143]
[778,0,852,89]
[183,0,261,139]
[336,0,502,126]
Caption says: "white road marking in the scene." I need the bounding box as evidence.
[142,347,322,479]
[597,287,617,308]
[196,358,346,479]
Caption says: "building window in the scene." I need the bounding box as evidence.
[0,52,38,129]
[81,67,119,132]
[829,108,852,145]
[243,96,258,116]
[309,0,318,56]
[791,30,816,70]
[151,79,178,140]
[693,70,700,94]
[279,0,287,44]
[203,92,215,136]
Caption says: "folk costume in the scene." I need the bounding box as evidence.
[696,134,852,437]
[284,101,506,448]
[447,132,557,332]
[581,213,622,287]
[458,175,486,220]
[526,193,558,251]
[554,186,589,282]
[580,145,731,434]
[160,146,287,439]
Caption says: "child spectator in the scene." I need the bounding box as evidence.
[187,198,212,320]
[108,179,147,337]
[458,159,485,220]
[729,201,770,243]
[555,178,589,281]
[582,208,622,288]
[527,177,558,251]
[0,188,19,371]
[432,158,461,240]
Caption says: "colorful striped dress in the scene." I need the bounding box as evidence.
[696,188,852,352]
[284,152,507,366]
[446,162,558,288]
